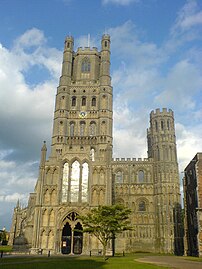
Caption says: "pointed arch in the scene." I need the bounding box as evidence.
[62,162,69,202]
[81,162,89,202]
[81,57,90,73]
[70,160,80,202]
[99,189,105,205]
[48,230,54,249]
[42,209,48,226]
[44,189,50,204]
[41,230,47,249]
[49,209,55,226]
[115,170,123,184]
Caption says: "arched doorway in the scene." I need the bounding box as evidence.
[73,222,83,254]
[61,223,71,254]
[61,212,83,254]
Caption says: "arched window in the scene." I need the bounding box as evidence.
[81,58,90,73]
[62,162,69,202]
[62,160,89,203]
[101,121,106,134]
[81,96,86,106]
[115,171,123,184]
[70,122,75,137]
[138,170,145,183]
[80,121,85,136]
[161,120,164,130]
[89,122,96,136]
[138,201,146,212]
[155,120,158,131]
[92,97,96,106]
[70,161,80,202]
[105,41,108,47]
[82,162,89,202]
[167,120,170,130]
[72,96,76,106]
[90,148,95,161]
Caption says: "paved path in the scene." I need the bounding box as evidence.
[137,256,202,269]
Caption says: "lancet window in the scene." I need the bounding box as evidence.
[115,170,123,184]
[92,97,96,106]
[70,122,75,137]
[72,96,76,107]
[89,121,96,136]
[138,201,146,212]
[138,170,145,183]
[81,58,90,73]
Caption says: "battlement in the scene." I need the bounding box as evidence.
[65,36,74,41]
[112,157,150,162]
[102,34,110,39]
[150,108,173,117]
[76,47,99,53]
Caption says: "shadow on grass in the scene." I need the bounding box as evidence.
[0,256,106,269]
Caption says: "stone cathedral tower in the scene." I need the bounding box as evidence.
[9,35,183,255]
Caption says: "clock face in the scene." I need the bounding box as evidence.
[79,111,87,118]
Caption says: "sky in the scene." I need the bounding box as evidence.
[0,0,202,230]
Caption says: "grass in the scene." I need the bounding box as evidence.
[0,246,12,252]
[0,254,170,269]
[183,256,202,262]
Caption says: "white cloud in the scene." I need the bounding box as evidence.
[154,59,202,111]
[176,122,202,172]
[0,29,62,229]
[14,28,46,49]
[171,0,202,34]
[102,0,139,5]
[0,193,28,203]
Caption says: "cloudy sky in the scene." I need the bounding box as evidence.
[0,0,202,229]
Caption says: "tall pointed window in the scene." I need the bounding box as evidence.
[70,161,80,202]
[72,96,76,106]
[70,122,75,137]
[81,96,86,106]
[89,121,96,136]
[80,121,85,136]
[115,170,123,184]
[92,97,96,107]
[81,58,90,73]
[138,170,145,183]
[62,163,69,202]
[82,162,89,202]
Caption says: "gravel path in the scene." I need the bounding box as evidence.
[136,256,202,269]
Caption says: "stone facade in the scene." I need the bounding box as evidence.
[183,153,202,257]
[9,35,182,255]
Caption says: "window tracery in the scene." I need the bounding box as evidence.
[81,58,90,73]
[61,161,89,203]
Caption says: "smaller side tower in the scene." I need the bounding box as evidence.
[147,108,182,254]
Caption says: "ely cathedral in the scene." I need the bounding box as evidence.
[9,35,183,255]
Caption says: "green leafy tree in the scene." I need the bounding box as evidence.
[79,204,132,259]
[0,229,8,245]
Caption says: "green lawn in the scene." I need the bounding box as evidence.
[0,246,12,252]
[0,255,169,269]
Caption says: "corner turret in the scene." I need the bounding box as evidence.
[100,34,111,86]
[59,36,74,86]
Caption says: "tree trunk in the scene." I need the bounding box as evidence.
[103,244,107,260]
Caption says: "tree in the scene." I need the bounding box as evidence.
[79,204,132,259]
[0,229,8,245]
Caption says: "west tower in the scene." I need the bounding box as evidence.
[9,34,182,256]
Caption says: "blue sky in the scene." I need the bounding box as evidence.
[0,0,202,229]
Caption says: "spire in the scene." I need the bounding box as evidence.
[40,141,47,166]
[16,199,20,208]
